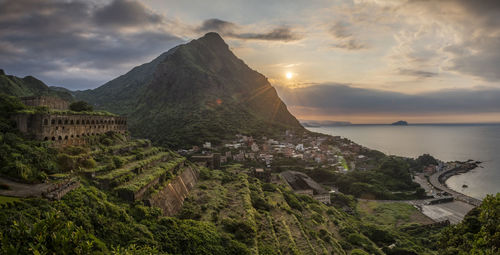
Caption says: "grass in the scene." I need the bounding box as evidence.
[0,196,20,205]
[115,157,185,193]
[96,151,171,181]
[357,200,429,227]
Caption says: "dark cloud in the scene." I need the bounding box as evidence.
[398,68,438,78]
[197,19,237,34]
[276,84,500,115]
[197,18,301,42]
[94,0,163,28]
[236,28,300,41]
[331,39,366,50]
[329,22,366,50]
[0,0,183,89]
[330,22,352,39]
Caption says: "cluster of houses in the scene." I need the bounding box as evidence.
[179,130,378,205]
[181,131,376,174]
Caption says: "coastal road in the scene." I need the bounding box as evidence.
[429,168,482,207]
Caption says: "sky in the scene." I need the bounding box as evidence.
[1,0,500,123]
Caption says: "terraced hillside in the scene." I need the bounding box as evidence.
[177,165,441,255]
[72,135,197,214]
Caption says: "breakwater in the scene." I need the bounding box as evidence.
[429,163,482,207]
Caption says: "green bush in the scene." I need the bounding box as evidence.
[69,101,93,112]
[57,153,77,172]
[222,218,257,245]
[262,183,277,192]
[113,156,125,168]
[82,158,97,169]
[350,249,369,255]
[283,191,303,211]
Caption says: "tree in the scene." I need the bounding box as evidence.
[69,101,93,112]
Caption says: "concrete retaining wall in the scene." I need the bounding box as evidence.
[147,166,199,216]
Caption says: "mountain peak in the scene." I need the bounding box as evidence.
[201,32,224,41]
[188,32,230,53]
[75,33,303,148]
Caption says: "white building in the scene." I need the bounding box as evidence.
[295,143,304,152]
[203,142,211,149]
[251,143,259,152]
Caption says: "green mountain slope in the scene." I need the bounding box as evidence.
[75,33,303,148]
[0,69,72,101]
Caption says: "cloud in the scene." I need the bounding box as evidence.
[236,28,300,41]
[197,18,301,42]
[93,0,163,28]
[330,22,352,39]
[372,0,500,82]
[397,68,438,78]
[329,22,366,50]
[0,0,183,89]
[197,19,237,34]
[276,83,500,115]
[331,39,366,50]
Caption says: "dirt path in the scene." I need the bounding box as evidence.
[0,177,52,198]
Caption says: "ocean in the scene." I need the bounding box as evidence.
[307,124,500,200]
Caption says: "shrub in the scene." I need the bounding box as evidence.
[262,183,277,192]
[57,154,77,172]
[113,156,125,168]
[351,249,369,255]
[82,158,97,169]
[69,101,93,112]
[250,193,271,211]
[101,138,113,146]
[222,218,257,244]
[283,192,303,211]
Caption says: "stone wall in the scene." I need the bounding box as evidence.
[147,166,199,216]
[21,96,69,110]
[43,179,80,200]
[13,113,127,146]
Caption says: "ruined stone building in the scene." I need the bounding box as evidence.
[190,153,221,169]
[21,96,69,110]
[280,170,331,204]
[13,96,127,146]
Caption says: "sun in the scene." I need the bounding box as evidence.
[285,72,293,79]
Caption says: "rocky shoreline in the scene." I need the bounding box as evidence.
[439,160,481,184]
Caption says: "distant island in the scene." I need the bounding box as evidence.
[391,120,408,125]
